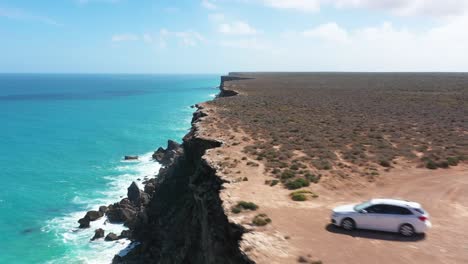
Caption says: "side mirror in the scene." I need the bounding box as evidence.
[359,209,367,214]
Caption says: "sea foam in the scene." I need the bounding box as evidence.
[44,152,161,264]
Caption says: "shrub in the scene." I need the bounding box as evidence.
[437,161,449,169]
[447,157,459,166]
[243,177,249,181]
[290,164,299,170]
[237,201,258,211]
[270,180,279,186]
[379,160,391,167]
[305,172,320,183]
[291,193,307,201]
[281,170,295,180]
[426,160,438,170]
[285,178,310,190]
[231,207,241,214]
[252,214,272,226]
[290,190,318,201]
[231,201,258,214]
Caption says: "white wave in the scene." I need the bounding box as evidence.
[44,152,161,264]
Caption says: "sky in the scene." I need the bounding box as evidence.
[1,0,468,73]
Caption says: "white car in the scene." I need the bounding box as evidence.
[331,198,431,236]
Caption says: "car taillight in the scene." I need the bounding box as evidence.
[418,216,428,222]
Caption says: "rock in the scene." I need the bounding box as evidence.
[86,210,102,221]
[144,183,155,194]
[119,230,131,239]
[152,140,183,166]
[124,156,139,161]
[99,206,108,214]
[91,228,105,241]
[152,147,165,161]
[106,199,138,225]
[105,232,119,241]
[78,216,90,228]
[167,140,180,151]
[127,182,141,205]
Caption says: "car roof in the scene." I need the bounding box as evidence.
[369,198,422,208]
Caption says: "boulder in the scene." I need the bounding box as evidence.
[106,199,138,225]
[144,182,155,194]
[78,216,90,228]
[91,228,105,241]
[99,206,108,214]
[127,182,141,205]
[119,230,131,239]
[124,156,139,161]
[85,210,102,221]
[152,140,183,166]
[105,232,119,241]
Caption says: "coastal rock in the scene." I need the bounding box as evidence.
[127,182,141,205]
[86,210,103,221]
[91,228,105,241]
[105,232,119,241]
[144,182,155,194]
[78,216,90,228]
[152,140,183,166]
[99,206,108,214]
[124,156,139,161]
[119,230,131,239]
[106,199,138,226]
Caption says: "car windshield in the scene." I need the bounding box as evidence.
[354,201,372,211]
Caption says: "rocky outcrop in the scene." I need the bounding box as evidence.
[112,76,253,264]
[78,210,104,228]
[91,228,105,241]
[152,140,183,166]
[105,232,120,241]
[124,156,139,161]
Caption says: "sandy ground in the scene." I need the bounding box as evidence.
[196,102,468,264]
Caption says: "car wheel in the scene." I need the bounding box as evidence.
[399,224,415,237]
[341,218,355,231]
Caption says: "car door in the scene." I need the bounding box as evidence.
[384,205,414,232]
[357,204,387,230]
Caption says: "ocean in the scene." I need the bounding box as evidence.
[0,74,219,263]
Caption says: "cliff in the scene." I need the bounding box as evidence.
[113,75,253,264]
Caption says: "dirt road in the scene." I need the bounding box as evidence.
[261,166,468,264]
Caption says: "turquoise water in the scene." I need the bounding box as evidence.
[0,74,219,263]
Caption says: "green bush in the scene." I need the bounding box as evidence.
[270,180,279,186]
[252,214,272,226]
[285,178,310,190]
[426,160,438,170]
[291,193,307,201]
[447,157,459,166]
[305,172,320,183]
[237,201,258,211]
[437,161,449,169]
[280,170,295,180]
[231,207,241,214]
[379,160,391,167]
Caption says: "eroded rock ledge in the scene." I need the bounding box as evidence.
[112,75,253,264]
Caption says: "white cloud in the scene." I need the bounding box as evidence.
[303,22,349,43]
[219,21,257,35]
[260,0,468,17]
[209,13,225,22]
[263,0,320,12]
[157,29,205,47]
[111,34,139,42]
[0,7,61,26]
[201,0,217,9]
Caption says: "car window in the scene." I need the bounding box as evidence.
[414,208,426,214]
[365,204,386,214]
[386,205,413,215]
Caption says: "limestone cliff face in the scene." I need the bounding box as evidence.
[113,76,253,264]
